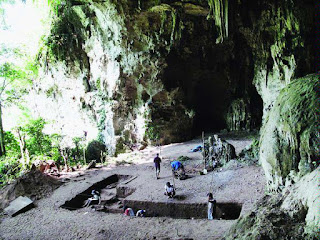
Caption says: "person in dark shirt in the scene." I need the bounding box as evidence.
[154,153,161,179]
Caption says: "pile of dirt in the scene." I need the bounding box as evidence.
[0,170,62,210]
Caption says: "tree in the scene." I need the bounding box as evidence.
[0,61,32,156]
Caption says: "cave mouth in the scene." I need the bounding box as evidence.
[160,20,264,137]
[163,49,230,135]
[123,200,242,220]
[61,174,134,211]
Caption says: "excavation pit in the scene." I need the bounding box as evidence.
[61,174,134,211]
[123,200,242,220]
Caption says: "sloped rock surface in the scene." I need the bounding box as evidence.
[259,74,319,191]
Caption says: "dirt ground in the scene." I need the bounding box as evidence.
[0,135,266,240]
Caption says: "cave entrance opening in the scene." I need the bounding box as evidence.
[163,49,230,136]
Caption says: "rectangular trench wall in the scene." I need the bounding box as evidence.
[123,200,242,219]
[61,174,130,210]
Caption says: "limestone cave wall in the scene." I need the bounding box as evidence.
[31,0,315,154]
[259,74,319,191]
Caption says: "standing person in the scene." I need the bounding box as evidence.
[207,193,216,220]
[154,153,161,179]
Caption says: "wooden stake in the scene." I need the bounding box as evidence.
[202,131,206,170]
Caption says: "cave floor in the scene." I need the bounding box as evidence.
[0,135,266,240]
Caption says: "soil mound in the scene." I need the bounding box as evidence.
[0,170,62,210]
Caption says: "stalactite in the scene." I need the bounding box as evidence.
[207,0,228,43]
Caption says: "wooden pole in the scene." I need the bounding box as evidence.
[202,131,206,170]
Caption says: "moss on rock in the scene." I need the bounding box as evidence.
[259,73,319,191]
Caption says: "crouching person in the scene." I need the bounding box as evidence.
[171,161,186,179]
[164,182,175,198]
[136,209,146,217]
[124,208,135,216]
[83,190,101,207]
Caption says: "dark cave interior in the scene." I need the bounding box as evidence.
[162,27,263,136]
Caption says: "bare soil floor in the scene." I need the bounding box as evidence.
[0,135,266,240]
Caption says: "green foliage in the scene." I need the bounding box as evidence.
[45,84,61,97]
[43,1,86,64]
[4,131,20,157]
[177,155,191,163]
[0,60,34,111]
[20,118,51,155]
[0,117,95,186]
[145,124,160,142]
[0,156,22,186]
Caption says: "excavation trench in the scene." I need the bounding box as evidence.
[61,174,135,211]
[61,174,241,220]
[123,200,242,220]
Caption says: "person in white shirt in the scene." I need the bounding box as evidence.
[164,182,175,198]
[83,190,101,207]
[136,209,146,217]
[207,192,216,220]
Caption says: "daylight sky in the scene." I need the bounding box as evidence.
[0,0,50,61]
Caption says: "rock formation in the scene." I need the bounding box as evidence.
[260,74,319,192]
[31,0,314,154]
[225,74,319,239]
[8,0,318,238]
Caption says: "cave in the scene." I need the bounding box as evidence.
[1,0,319,239]
[162,17,263,135]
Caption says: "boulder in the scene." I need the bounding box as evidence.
[86,160,96,169]
[4,196,34,217]
[205,135,236,167]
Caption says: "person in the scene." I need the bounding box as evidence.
[164,182,175,198]
[124,208,135,216]
[171,161,185,179]
[171,161,184,172]
[136,209,146,217]
[154,153,161,179]
[83,190,101,207]
[207,193,216,220]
